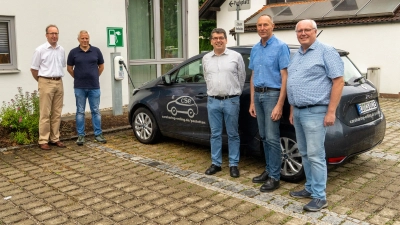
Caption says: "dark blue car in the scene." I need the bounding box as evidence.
[128,45,386,182]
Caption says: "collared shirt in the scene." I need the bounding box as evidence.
[31,42,66,77]
[287,40,344,107]
[202,48,246,96]
[67,45,104,89]
[249,35,290,88]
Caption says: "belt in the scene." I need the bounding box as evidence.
[40,76,61,80]
[209,95,238,100]
[295,104,328,109]
[254,87,280,92]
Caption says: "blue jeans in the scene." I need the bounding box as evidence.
[293,105,328,200]
[74,88,102,136]
[254,91,281,180]
[207,96,240,167]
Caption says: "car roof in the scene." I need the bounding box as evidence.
[228,45,349,56]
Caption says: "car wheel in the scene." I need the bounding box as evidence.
[280,131,305,182]
[171,107,178,116]
[132,107,161,144]
[187,109,195,118]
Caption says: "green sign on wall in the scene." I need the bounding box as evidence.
[107,27,124,47]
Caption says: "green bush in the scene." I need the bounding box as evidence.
[0,87,40,144]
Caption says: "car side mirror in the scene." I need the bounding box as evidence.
[163,74,172,85]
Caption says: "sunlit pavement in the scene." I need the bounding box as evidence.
[1,98,400,224]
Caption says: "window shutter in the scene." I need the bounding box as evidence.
[0,22,9,54]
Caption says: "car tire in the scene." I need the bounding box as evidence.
[280,130,305,182]
[132,107,161,144]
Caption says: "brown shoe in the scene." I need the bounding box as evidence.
[38,143,51,150]
[49,141,66,148]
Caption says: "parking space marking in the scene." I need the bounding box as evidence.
[89,142,370,225]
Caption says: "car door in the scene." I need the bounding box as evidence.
[158,57,210,143]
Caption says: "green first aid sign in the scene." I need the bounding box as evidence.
[107,27,123,47]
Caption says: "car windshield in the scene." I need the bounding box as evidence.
[342,56,362,83]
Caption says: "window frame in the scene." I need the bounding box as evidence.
[0,16,18,72]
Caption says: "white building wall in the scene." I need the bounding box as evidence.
[0,0,200,114]
[217,0,400,95]
[0,0,127,115]
[187,0,200,57]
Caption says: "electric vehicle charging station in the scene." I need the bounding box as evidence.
[113,56,125,80]
[108,27,133,116]
[110,52,124,116]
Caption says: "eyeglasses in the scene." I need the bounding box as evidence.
[47,33,59,36]
[211,37,225,41]
[295,28,315,34]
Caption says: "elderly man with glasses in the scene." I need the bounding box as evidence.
[288,19,344,212]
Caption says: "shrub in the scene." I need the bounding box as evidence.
[0,87,40,144]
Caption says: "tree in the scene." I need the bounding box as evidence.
[199,0,216,52]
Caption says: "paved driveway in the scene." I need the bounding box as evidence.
[1,98,400,225]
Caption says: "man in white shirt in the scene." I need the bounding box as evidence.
[31,24,66,150]
[202,28,246,178]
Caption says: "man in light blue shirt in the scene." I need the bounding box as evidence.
[202,28,246,178]
[249,15,290,192]
[288,19,344,212]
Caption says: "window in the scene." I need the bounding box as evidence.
[172,58,204,83]
[0,16,17,71]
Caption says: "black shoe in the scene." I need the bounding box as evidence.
[289,189,312,199]
[260,177,280,192]
[230,166,240,178]
[303,199,328,212]
[252,171,269,183]
[205,164,221,175]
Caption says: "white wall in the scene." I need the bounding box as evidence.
[217,0,400,95]
[187,0,200,57]
[0,0,128,115]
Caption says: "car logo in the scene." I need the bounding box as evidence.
[361,84,368,90]
[166,96,199,118]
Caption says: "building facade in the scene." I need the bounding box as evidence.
[201,0,400,97]
[0,0,199,114]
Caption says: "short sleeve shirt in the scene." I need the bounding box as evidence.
[31,42,66,77]
[249,35,290,88]
[287,40,344,107]
[67,45,104,89]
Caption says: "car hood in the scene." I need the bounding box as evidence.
[136,76,163,90]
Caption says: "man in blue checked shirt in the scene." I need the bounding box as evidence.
[249,15,290,192]
[287,19,344,212]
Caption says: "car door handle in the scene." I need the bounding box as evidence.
[195,93,208,99]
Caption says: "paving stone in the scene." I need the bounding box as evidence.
[20,201,45,210]
[155,213,179,224]
[175,206,197,217]
[188,212,211,223]
[12,219,37,225]
[75,213,103,224]
[132,204,153,214]
[35,210,61,221]
[91,201,114,211]
[235,215,258,225]
[100,205,124,216]
[1,213,29,224]
[28,205,53,216]
[143,208,167,219]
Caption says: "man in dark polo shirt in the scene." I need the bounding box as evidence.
[67,30,106,146]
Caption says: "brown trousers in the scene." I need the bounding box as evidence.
[38,78,64,144]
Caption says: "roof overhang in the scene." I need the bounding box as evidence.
[199,0,226,20]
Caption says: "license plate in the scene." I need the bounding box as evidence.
[356,100,378,115]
